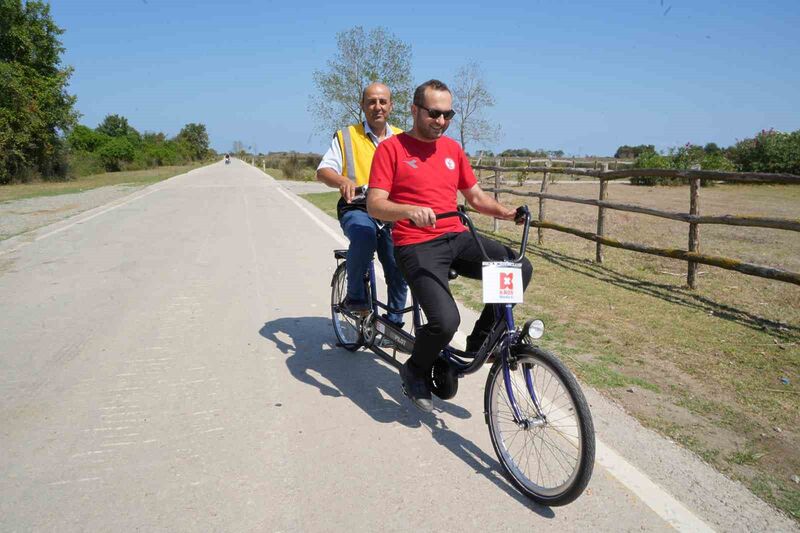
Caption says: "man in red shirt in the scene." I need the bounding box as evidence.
[368,79,533,412]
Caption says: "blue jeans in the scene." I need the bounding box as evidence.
[340,209,408,325]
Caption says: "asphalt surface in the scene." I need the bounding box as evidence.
[1,161,796,532]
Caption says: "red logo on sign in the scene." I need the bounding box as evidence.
[500,272,514,290]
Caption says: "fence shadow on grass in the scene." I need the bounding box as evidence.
[259,316,555,516]
[488,233,800,343]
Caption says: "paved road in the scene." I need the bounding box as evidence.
[1,161,795,531]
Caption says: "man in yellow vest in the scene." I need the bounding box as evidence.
[316,82,408,327]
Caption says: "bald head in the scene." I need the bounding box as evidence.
[361,82,391,104]
[360,82,393,134]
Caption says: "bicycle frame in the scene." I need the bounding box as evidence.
[334,205,543,425]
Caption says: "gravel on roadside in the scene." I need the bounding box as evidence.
[0,185,147,241]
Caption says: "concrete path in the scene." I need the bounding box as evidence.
[0,161,795,532]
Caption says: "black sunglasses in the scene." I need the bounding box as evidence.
[418,105,456,120]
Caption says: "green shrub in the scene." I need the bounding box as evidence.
[631,150,674,185]
[728,129,800,175]
[67,125,110,152]
[97,137,135,171]
[631,144,735,186]
[67,151,105,177]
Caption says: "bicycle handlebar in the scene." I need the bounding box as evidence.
[434,206,531,263]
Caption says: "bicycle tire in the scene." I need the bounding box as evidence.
[330,262,363,351]
[484,345,595,506]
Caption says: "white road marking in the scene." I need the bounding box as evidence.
[274,175,715,533]
[596,442,714,532]
[0,187,162,257]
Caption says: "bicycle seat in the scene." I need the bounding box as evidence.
[334,249,347,260]
[448,268,458,280]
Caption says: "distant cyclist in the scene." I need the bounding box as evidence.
[367,79,533,412]
[224,154,231,164]
[316,82,408,329]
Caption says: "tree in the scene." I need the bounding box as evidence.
[97,137,135,171]
[0,0,78,183]
[450,61,500,153]
[614,144,655,159]
[176,123,209,160]
[728,129,800,175]
[96,114,136,138]
[310,26,413,133]
[67,125,109,152]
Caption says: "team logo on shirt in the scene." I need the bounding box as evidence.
[403,158,418,169]
[445,158,455,170]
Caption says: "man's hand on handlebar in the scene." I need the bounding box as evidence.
[339,180,357,203]
[496,206,528,225]
[407,206,437,227]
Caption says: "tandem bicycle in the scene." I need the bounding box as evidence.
[329,205,595,506]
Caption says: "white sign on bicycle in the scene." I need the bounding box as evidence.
[482,261,524,303]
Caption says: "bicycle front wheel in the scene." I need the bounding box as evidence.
[485,345,595,506]
[330,262,362,351]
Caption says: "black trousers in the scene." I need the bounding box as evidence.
[394,231,533,376]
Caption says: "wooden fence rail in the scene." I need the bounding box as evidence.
[470,165,800,288]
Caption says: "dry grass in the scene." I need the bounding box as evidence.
[466,181,800,519]
[0,164,203,203]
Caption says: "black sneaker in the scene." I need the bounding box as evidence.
[465,331,496,364]
[400,362,433,413]
[342,296,370,317]
[465,332,488,353]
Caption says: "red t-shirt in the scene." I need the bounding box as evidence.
[369,133,477,246]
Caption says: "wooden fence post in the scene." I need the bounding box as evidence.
[687,177,701,288]
[537,160,551,245]
[596,162,609,263]
[493,170,500,232]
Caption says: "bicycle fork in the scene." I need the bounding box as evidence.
[498,304,547,429]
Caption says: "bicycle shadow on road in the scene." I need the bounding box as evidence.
[259,316,556,516]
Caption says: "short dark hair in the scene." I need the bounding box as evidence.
[413,79,450,107]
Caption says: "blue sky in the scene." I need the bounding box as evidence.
[51,0,800,156]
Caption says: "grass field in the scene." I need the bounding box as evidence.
[0,163,204,203]
[302,184,800,520]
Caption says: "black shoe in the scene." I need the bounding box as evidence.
[342,297,370,316]
[465,331,488,353]
[465,331,496,364]
[400,362,433,413]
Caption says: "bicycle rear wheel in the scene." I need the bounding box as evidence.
[330,262,363,351]
[485,345,594,506]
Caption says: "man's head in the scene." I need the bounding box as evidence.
[411,79,455,142]
[361,82,393,132]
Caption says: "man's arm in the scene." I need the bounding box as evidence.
[315,135,358,203]
[367,189,437,227]
[461,184,517,220]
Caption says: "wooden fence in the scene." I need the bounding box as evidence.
[471,156,634,171]
[471,163,800,288]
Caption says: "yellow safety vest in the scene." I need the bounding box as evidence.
[336,123,403,186]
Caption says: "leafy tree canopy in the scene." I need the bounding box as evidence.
[176,123,209,160]
[96,114,138,139]
[0,0,77,183]
[310,26,413,133]
[614,144,655,159]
